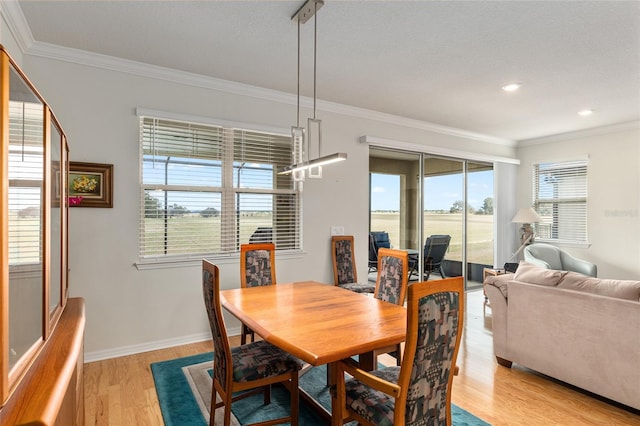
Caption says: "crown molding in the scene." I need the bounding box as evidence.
[518,120,640,147]
[0,0,34,52]
[24,40,514,147]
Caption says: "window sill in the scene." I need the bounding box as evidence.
[134,250,306,270]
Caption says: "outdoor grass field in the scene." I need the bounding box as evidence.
[371,212,494,265]
[140,211,494,265]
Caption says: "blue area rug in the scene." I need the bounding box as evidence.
[151,352,490,426]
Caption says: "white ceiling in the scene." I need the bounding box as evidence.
[11,0,640,142]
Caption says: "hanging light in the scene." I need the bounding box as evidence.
[279,0,347,178]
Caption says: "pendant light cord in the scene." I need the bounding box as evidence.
[313,2,317,119]
[296,19,301,127]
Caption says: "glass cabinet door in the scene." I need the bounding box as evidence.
[7,62,45,374]
[48,118,64,325]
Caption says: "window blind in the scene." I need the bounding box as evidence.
[533,159,588,244]
[139,117,298,259]
[8,100,44,266]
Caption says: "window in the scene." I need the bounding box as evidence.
[533,159,588,244]
[139,116,299,260]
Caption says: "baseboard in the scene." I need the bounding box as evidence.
[84,326,241,363]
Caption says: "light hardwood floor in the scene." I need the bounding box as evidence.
[84,289,640,425]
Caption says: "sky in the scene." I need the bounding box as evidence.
[371,170,494,211]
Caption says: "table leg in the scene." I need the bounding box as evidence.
[358,351,375,371]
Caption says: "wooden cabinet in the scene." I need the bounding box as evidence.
[0,45,84,425]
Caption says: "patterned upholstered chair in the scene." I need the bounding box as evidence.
[372,248,409,366]
[240,243,276,344]
[332,277,465,426]
[202,260,302,426]
[332,235,375,294]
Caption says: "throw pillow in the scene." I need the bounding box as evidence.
[558,272,640,301]
[513,261,567,287]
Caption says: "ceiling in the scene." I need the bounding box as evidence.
[12,0,640,142]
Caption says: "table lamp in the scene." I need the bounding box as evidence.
[504,207,543,272]
[512,207,542,247]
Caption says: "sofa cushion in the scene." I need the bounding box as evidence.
[514,261,567,286]
[558,271,640,301]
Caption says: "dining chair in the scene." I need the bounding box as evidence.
[332,235,375,294]
[332,276,465,426]
[372,247,409,366]
[240,243,276,344]
[202,260,302,426]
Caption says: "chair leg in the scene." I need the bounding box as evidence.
[263,384,271,405]
[223,391,233,426]
[395,343,402,366]
[210,386,217,426]
[241,324,247,345]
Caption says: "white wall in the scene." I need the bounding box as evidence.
[18,54,518,360]
[516,125,640,279]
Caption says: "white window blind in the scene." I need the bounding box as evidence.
[533,159,588,244]
[8,100,44,266]
[139,117,299,259]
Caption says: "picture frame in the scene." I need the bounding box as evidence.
[68,162,113,208]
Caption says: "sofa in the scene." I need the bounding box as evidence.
[484,261,640,410]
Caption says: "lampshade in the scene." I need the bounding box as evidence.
[511,207,542,224]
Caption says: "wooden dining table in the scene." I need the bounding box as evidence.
[220,281,407,421]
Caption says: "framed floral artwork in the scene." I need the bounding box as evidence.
[68,162,113,208]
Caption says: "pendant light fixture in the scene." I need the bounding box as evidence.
[279,0,347,179]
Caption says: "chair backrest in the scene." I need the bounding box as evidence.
[370,231,391,249]
[396,276,465,425]
[523,243,563,270]
[424,234,451,267]
[249,226,273,244]
[374,247,409,305]
[368,234,379,265]
[240,243,276,288]
[202,260,233,390]
[332,235,358,285]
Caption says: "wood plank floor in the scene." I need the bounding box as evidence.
[84,289,640,425]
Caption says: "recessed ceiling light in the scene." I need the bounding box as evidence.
[578,109,594,116]
[502,83,522,92]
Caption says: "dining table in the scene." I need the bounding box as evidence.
[220,281,407,421]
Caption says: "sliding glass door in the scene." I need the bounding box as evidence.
[369,148,494,290]
[466,161,494,289]
[423,156,464,281]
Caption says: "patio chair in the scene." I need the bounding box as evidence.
[240,243,276,344]
[202,260,302,426]
[332,276,465,426]
[423,234,451,280]
[332,235,375,293]
[372,247,409,366]
[368,231,391,274]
